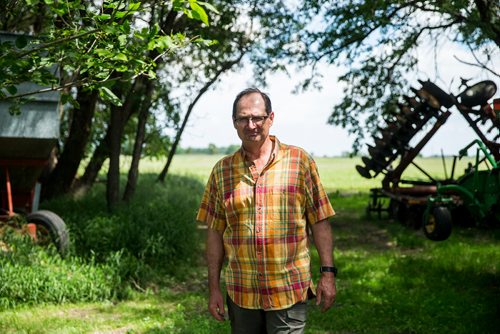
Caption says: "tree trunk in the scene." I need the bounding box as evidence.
[106,101,123,211]
[122,79,154,202]
[157,56,244,182]
[43,89,98,199]
[74,79,143,195]
[74,131,110,193]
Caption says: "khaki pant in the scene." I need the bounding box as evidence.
[226,295,307,334]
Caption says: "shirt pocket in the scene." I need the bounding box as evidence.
[271,184,305,220]
[223,186,253,233]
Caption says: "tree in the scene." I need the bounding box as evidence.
[0,0,218,209]
[250,0,500,151]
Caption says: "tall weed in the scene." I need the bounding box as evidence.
[43,174,205,280]
[0,231,122,309]
[0,173,205,308]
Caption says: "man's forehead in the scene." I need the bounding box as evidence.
[240,92,265,104]
[236,93,265,112]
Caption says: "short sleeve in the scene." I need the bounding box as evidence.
[303,153,335,224]
[196,167,227,232]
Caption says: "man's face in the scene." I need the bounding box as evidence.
[233,93,274,145]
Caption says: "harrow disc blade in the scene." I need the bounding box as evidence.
[419,80,455,108]
[356,165,372,179]
[458,80,497,107]
[412,87,441,110]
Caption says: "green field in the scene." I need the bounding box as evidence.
[143,154,477,193]
[0,154,498,334]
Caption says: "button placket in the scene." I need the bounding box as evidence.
[255,176,267,308]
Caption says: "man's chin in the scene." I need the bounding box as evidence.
[245,134,261,141]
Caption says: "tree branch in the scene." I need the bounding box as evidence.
[453,43,500,78]
[1,28,100,60]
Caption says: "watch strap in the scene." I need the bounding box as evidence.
[320,266,337,276]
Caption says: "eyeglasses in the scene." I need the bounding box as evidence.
[233,115,269,126]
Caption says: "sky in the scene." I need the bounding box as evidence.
[178,43,499,157]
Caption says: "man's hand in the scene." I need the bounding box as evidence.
[208,288,226,321]
[207,228,225,321]
[316,272,336,312]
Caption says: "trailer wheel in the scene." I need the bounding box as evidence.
[423,206,452,241]
[27,210,69,256]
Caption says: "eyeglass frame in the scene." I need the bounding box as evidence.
[233,115,270,126]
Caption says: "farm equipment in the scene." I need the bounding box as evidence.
[357,78,499,241]
[0,32,69,255]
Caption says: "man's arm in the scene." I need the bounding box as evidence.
[310,219,336,312]
[207,228,226,321]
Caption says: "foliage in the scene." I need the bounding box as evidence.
[176,143,240,155]
[0,171,205,310]
[0,0,216,104]
[43,173,205,280]
[0,231,122,309]
[250,0,500,151]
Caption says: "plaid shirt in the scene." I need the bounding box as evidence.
[197,136,335,310]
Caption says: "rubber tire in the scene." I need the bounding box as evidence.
[27,210,69,256]
[423,206,452,241]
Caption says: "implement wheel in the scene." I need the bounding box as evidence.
[27,210,69,256]
[423,206,452,241]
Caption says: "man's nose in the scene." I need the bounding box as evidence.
[246,119,257,129]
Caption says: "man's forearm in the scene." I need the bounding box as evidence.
[207,228,225,291]
[310,219,334,266]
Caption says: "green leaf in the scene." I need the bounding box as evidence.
[96,14,111,20]
[172,0,183,11]
[147,70,157,79]
[194,37,218,46]
[15,36,28,49]
[99,87,123,106]
[61,92,80,108]
[118,34,128,46]
[155,35,175,50]
[129,2,141,11]
[115,11,129,19]
[95,49,113,58]
[189,1,209,25]
[149,24,159,38]
[116,64,129,72]
[197,1,219,14]
[113,53,128,61]
[6,85,17,95]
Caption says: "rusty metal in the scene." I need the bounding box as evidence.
[357,78,499,237]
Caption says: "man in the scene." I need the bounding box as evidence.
[197,88,336,334]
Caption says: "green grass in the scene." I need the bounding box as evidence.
[0,154,497,333]
[141,154,476,193]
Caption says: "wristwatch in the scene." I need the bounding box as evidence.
[320,266,337,276]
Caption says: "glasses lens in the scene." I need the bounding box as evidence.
[252,116,266,125]
[234,116,267,126]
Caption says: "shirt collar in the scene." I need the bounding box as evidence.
[239,135,280,166]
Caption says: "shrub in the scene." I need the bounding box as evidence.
[43,174,205,280]
[0,231,123,309]
[0,173,206,308]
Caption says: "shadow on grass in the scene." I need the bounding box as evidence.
[308,254,499,334]
[306,192,500,334]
